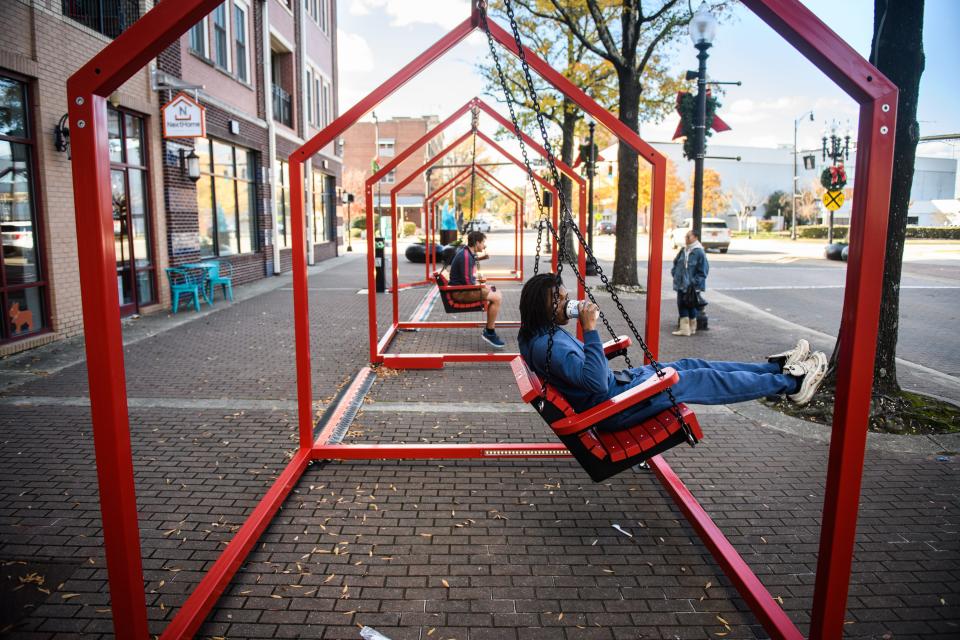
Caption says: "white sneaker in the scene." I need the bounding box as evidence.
[787,351,828,406]
[768,339,810,369]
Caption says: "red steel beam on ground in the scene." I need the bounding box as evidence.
[160,449,312,638]
[313,443,573,459]
[649,455,804,640]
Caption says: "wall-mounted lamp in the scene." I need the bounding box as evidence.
[54,114,70,155]
[179,148,201,183]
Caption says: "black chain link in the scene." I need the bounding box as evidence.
[480,0,694,443]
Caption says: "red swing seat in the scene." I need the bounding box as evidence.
[434,271,488,313]
[511,336,702,482]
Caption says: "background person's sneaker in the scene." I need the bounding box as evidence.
[768,338,810,369]
[481,329,505,349]
[788,351,828,405]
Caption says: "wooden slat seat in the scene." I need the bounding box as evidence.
[434,271,487,313]
[511,346,702,482]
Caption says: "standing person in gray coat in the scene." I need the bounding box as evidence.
[671,229,709,337]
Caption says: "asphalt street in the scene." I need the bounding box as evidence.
[479,229,960,382]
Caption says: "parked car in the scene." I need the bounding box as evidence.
[597,220,615,235]
[463,217,492,233]
[671,217,730,253]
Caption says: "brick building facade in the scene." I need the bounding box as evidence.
[342,116,441,231]
[0,0,342,354]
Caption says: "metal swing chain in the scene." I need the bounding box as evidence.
[480,2,618,341]
[489,0,693,441]
[479,1,626,395]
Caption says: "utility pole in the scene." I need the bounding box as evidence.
[586,120,597,276]
[793,110,814,240]
[688,2,717,239]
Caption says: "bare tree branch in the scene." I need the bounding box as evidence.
[636,17,684,75]
[542,0,621,65]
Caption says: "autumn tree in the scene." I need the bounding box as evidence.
[342,168,369,219]
[687,168,728,217]
[639,159,686,229]
[511,0,728,285]
[479,1,617,259]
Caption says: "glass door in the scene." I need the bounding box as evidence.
[108,108,155,315]
[1,74,48,343]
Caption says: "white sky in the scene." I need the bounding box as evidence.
[336,0,960,188]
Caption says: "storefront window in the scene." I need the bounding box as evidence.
[311,170,326,244]
[108,107,156,314]
[1,75,47,342]
[196,137,257,256]
[275,158,291,247]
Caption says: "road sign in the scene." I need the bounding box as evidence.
[161,92,205,138]
[823,189,844,211]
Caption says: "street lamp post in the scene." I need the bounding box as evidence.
[688,2,717,240]
[822,120,851,245]
[585,120,597,276]
[792,110,814,240]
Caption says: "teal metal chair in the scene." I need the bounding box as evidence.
[207,260,234,302]
[165,267,209,313]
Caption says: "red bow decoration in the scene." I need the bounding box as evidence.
[672,89,731,140]
[829,164,846,184]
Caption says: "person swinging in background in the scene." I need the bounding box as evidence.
[672,229,709,337]
[517,273,828,432]
[448,230,505,348]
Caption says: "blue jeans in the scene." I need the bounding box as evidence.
[609,358,800,430]
[677,294,698,320]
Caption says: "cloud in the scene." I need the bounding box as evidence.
[337,29,374,73]
[348,0,471,29]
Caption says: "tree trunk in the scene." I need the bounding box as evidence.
[613,71,641,286]
[559,99,578,264]
[871,0,925,395]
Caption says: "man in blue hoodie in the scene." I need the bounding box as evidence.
[517,273,827,431]
[449,231,505,348]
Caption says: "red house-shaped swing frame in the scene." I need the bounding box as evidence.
[366,96,586,286]
[373,124,589,368]
[426,163,527,279]
[66,1,897,638]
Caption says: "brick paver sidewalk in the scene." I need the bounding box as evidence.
[1,252,957,639]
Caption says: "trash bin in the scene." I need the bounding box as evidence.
[374,236,386,292]
[439,229,458,246]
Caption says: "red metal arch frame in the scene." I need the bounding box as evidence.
[368,96,586,289]
[425,165,526,279]
[66,0,895,638]
[374,128,574,370]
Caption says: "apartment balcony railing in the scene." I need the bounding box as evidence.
[272,85,293,128]
[62,0,140,39]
